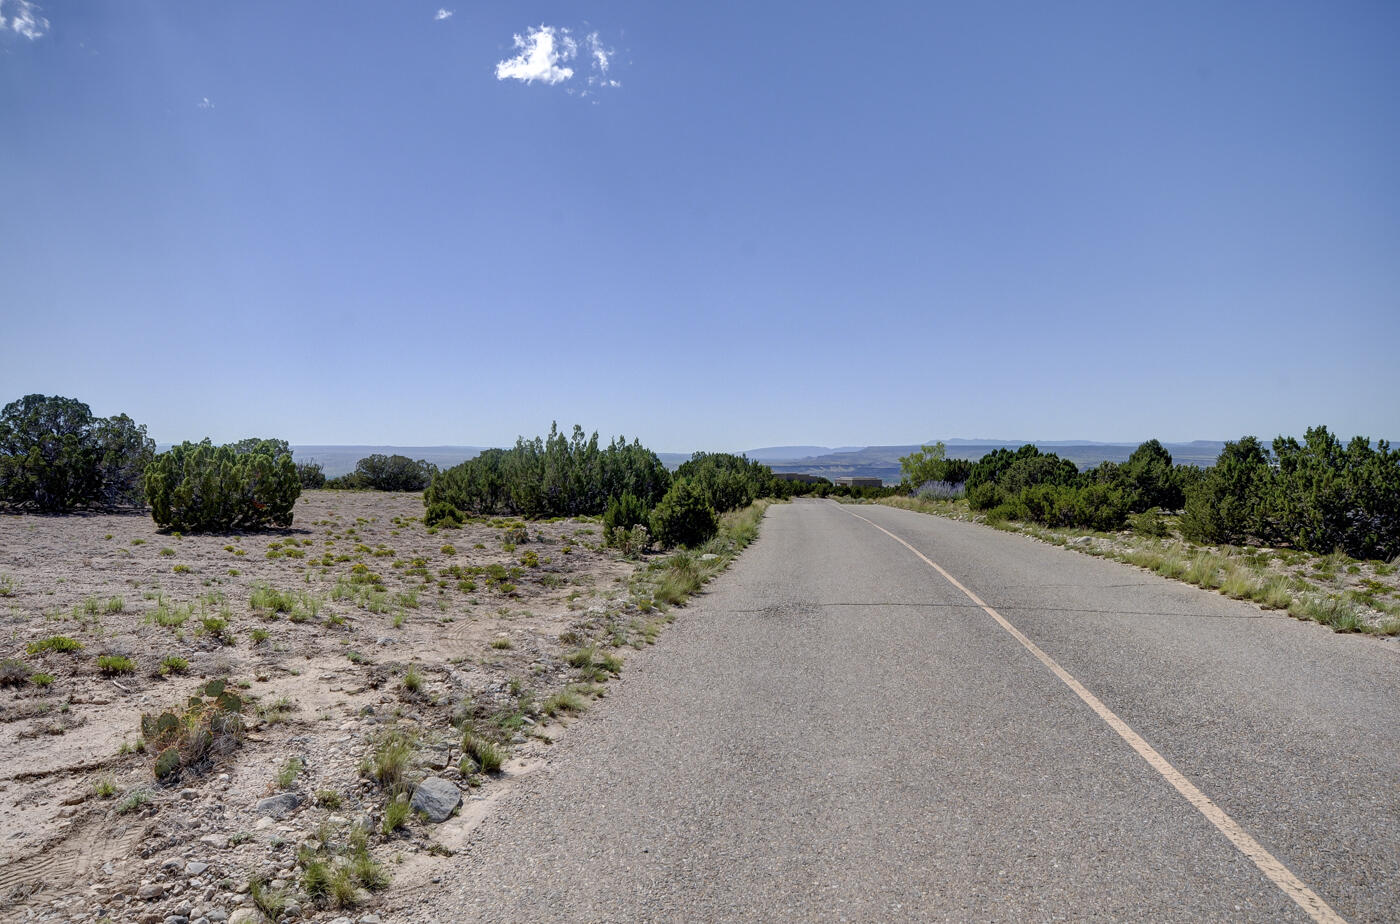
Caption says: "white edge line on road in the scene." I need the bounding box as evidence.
[845,509,1346,924]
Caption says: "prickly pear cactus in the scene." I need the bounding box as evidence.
[153,747,181,780]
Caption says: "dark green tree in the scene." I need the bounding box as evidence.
[649,479,719,548]
[354,454,435,491]
[145,440,300,531]
[1180,437,1277,544]
[0,395,153,511]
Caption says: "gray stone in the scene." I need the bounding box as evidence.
[139,884,166,900]
[164,917,190,924]
[186,862,210,876]
[409,776,461,823]
[254,793,302,818]
[227,911,263,924]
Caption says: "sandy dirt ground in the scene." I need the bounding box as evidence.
[0,490,654,923]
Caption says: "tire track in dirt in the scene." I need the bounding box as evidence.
[0,817,147,918]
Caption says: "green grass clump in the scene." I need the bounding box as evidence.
[362,731,414,792]
[27,636,83,655]
[565,646,595,669]
[97,654,136,674]
[1219,567,1260,600]
[150,600,190,628]
[1288,594,1365,632]
[1184,553,1223,589]
[1252,575,1293,610]
[490,636,513,650]
[250,583,298,616]
[159,655,189,676]
[275,756,302,789]
[30,672,54,687]
[401,664,424,694]
[542,688,588,717]
[381,795,411,834]
[462,734,505,774]
[249,877,288,920]
[349,839,390,891]
[300,858,331,903]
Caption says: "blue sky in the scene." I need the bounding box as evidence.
[2,1,1397,452]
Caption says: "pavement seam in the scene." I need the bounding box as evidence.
[844,507,1348,924]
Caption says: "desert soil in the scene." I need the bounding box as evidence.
[0,490,649,923]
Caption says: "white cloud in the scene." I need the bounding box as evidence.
[585,32,610,73]
[198,97,214,110]
[495,25,576,85]
[0,0,50,40]
[496,25,621,96]
[434,9,453,21]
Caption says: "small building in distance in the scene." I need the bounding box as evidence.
[834,476,883,488]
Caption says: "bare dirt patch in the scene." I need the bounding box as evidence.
[0,490,655,922]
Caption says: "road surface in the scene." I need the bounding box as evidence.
[398,499,1400,922]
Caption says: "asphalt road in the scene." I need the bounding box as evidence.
[402,499,1400,922]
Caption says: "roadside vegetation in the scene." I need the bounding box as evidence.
[0,407,793,921]
[872,429,1400,636]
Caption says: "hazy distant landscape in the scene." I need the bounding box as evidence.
[273,441,1232,482]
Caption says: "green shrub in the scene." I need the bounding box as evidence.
[353,454,435,492]
[145,439,300,531]
[898,442,972,491]
[603,491,650,535]
[674,452,773,512]
[1180,437,1276,545]
[424,501,464,528]
[296,461,327,489]
[0,395,154,511]
[1128,507,1170,537]
[649,479,719,549]
[966,481,1003,512]
[1271,427,1400,560]
[424,425,671,518]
